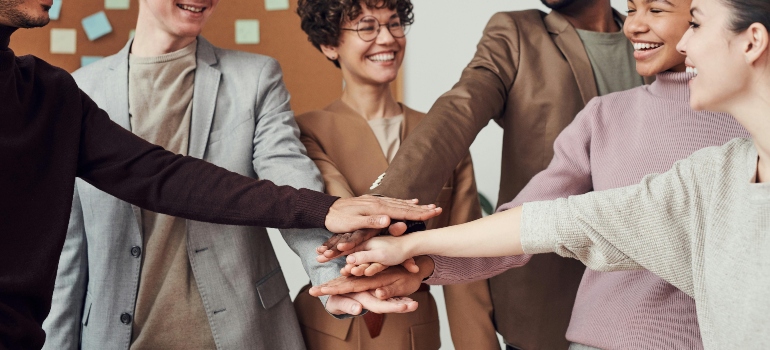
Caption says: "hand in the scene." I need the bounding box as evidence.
[325,291,418,315]
[323,195,440,234]
[341,234,415,267]
[316,222,409,263]
[312,257,435,300]
[340,258,419,277]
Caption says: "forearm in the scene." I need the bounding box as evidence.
[406,207,524,258]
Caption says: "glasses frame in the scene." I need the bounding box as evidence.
[340,15,410,42]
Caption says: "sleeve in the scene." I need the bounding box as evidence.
[42,184,89,350]
[75,88,338,230]
[440,156,499,350]
[249,59,346,303]
[427,100,598,284]
[520,146,720,297]
[372,13,521,203]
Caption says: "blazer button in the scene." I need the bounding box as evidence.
[120,313,132,325]
[130,246,142,258]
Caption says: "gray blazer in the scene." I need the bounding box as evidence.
[42,37,344,350]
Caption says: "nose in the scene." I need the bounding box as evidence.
[677,28,692,56]
[624,11,650,37]
[375,24,396,45]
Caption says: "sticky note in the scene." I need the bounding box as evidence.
[82,11,113,41]
[235,20,260,44]
[104,0,129,10]
[81,56,103,67]
[265,0,289,11]
[49,0,62,20]
[50,28,76,54]
[129,29,135,39]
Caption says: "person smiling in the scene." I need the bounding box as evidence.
[316,0,770,347]
[292,0,483,349]
[313,0,751,348]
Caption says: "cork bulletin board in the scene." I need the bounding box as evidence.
[7,0,384,114]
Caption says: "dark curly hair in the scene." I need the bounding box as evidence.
[297,0,414,67]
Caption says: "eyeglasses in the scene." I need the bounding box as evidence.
[341,16,410,42]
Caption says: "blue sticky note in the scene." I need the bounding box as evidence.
[49,0,62,20]
[81,56,103,67]
[82,11,112,41]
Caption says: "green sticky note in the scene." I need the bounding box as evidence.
[235,20,260,44]
[104,0,129,10]
[265,0,289,11]
[129,29,135,39]
[50,28,77,54]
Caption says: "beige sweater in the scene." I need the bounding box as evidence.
[521,137,770,349]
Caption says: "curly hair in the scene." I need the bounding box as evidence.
[297,0,414,67]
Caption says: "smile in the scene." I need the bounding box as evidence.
[686,66,699,75]
[367,52,395,62]
[633,42,663,51]
[177,4,205,13]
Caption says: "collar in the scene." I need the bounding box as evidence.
[0,25,17,71]
[647,71,696,101]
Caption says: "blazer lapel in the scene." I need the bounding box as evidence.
[545,11,598,105]
[325,100,390,194]
[188,37,222,159]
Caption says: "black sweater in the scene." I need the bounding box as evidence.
[0,26,337,349]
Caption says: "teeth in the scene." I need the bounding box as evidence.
[686,66,698,75]
[178,4,204,13]
[633,42,663,51]
[368,53,395,62]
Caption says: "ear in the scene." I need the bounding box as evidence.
[743,23,769,65]
[320,44,339,61]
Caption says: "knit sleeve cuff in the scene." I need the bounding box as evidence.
[294,188,339,229]
[520,200,562,255]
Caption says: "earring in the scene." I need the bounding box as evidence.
[329,55,338,60]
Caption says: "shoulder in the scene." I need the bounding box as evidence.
[212,46,280,74]
[295,108,337,132]
[71,52,119,93]
[18,55,80,99]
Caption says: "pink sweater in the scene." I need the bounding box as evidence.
[426,72,749,349]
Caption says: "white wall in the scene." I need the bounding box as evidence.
[270,1,629,349]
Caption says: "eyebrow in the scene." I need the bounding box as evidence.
[690,7,702,16]
[645,0,676,5]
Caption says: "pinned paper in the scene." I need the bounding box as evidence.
[50,28,77,54]
[235,20,260,44]
[104,0,130,10]
[81,56,104,67]
[49,0,62,20]
[82,11,113,41]
[265,0,289,11]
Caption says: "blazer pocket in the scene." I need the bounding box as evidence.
[81,291,93,326]
[255,267,290,310]
[410,320,441,350]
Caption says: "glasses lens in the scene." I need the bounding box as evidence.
[388,20,407,38]
[357,17,379,41]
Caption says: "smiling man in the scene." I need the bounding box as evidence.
[34,0,429,349]
[0,0,440,348]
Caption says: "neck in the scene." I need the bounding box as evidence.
[726,92,770,183]
[340,79,401,121]
[131,9,197,56]
[0,25,16,50]
[556,0,619,32]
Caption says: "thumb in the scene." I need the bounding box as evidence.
[375,285,397,300]
[326,295,363,315]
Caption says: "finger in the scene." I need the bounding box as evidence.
[401,258,420,274]
[350,292,415,314]
[320,233,347,254]
[387,222,408,236]
[326,295,364,315]
[350,264,370,277]
[315,254,336,263]
[317,278,385,295]
[340,264,354,276]
[336,228,381,252]
[364,263,388,276]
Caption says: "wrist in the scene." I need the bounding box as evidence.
[414,255,435,280]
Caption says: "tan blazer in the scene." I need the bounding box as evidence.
[293,100,482,350]
[371,9,651,350]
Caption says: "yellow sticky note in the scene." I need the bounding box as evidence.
[235,20,260,45]
[265,0,289,11]
[104,0,129,9]
[50,28,77,54]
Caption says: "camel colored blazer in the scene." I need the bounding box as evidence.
[294,100,482,350]
[371,9,652,350]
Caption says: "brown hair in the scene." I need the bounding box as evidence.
[720,0,770,33]
[297,0,414,67]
